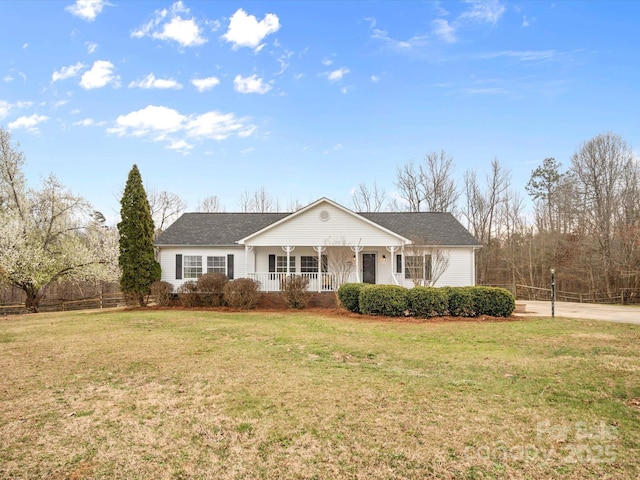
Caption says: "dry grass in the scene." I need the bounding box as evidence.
[1,308,639,479]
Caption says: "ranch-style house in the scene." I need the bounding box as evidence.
[154,197,482,292]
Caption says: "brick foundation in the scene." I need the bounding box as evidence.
[257,292,337,309]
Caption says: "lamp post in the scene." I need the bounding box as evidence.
[550,268,555,318]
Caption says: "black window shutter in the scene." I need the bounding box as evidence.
[176,254,182,280]
[268,254,276,272]
[396,254,402,274]
[227,254,234,279]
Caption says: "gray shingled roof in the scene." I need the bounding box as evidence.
[154,212,290,246]
[155,211,481,247]
[360,212,482,246]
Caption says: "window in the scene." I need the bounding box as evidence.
[184,255,202,279]
[300,256,316,273]
[300,255,327,273]
[207,256,226,274]
[276,255,296,273]
[405,254,432,280]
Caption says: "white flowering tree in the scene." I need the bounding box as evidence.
[0,128,119,312]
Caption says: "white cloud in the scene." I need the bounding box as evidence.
[479,50,557,62]
[0,100,32,119]
[0,100,10,119]
[168,139,193,153]
[371,28,429,50]
[8,114,49,132]
[132,1,206,47]
[326,67,350,82]
[3,75,13,83]
[66,0,110,21]
[129,73,182,89]
[80,60,119,89]
[108,105,256,148]
[234,74,272,94]
[222,8,280,50]
[86,42,98,53]
[432,18,457,43]
[460,0,506,25]
[191,76,220,92]
[370,75,380,82]
[323,143,344,154]
[74,118,96,126]
[52,62,85,82]
[321,57,334,66]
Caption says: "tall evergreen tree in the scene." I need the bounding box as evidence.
[118,164,160,306]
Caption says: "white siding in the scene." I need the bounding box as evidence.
[398,248,476,288]
[158,246,246,290]
[244,203,404,247]
[434,248,476,287]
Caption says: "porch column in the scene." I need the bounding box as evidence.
[313,246,326,292]
[244,245,254,279]
[282,246,295,277]
[351,245,363,282]
[386,245,399,286]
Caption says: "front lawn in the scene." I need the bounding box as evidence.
[1,309,639,479]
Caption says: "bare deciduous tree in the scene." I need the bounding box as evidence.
[240,187,277,212]
[351,181,386,212]
[196,195,223,212]
[324,238,356,288]
[147,189,187,234]
[571,132,636,293]
[395,161,423,212]
[421,150,459,213]
[394,151,459,213]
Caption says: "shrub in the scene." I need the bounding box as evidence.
[124,291,147,307]
[177,281,199,308]
[282,275,310,309]
[150,281,174,307]
[197,272,228,307]
[472,286,515,317]
[408,287,448,318]
[223,278,261,309]
[443,287,476,317]
[359,285,409,317]
[337,283,366,313]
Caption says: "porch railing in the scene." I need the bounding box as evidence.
[247,272,357,292]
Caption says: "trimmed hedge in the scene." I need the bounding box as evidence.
[443,287,476,317]
[359,285,409,317]
[345,285,516,318]
[471,286,515,317]
[408,287,448,318]
[337,283,366,313]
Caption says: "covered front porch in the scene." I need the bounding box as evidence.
[244,244,404,292]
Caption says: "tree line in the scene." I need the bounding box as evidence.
[2,126,639,309]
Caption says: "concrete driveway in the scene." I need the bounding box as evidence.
[520,300,640,325]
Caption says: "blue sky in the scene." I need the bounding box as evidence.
[1,0,638,220]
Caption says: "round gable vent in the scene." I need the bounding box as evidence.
[319,210,331,221]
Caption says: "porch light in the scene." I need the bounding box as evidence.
[382,255,387,262]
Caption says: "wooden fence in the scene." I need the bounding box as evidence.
[0,293,125,316]
[515,284,640,305]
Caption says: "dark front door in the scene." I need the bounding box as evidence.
[362,253,376,284]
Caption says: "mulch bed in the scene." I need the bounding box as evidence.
[142,304,521,323]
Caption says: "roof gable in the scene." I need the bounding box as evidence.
[238,197,407,245]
